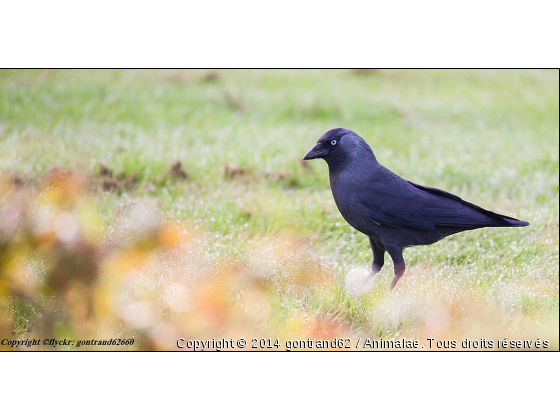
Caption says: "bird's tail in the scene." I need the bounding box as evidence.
[488,215,529,228]
[501,217,529,227]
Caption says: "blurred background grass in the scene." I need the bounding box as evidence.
[0,69,558,350]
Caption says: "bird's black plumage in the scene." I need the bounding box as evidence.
[303,128,529,289]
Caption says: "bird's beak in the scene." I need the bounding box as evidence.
[303,143,329,160]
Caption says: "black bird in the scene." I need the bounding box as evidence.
[303,128,529,289]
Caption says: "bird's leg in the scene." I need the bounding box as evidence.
[368,236,385,278]
[386,247,405,289]
[347,238,385,296]
[390,261,406,289]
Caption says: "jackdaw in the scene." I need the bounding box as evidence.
[303,128,529,289]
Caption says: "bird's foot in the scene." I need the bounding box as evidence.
[344,267,376,296]
[390,276,400,289]
[390,263,405,290]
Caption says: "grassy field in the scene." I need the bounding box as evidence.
[0,69,558,350]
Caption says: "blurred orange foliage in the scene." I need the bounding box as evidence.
[0,168,341,351]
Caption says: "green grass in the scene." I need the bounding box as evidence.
[0,69,558,350]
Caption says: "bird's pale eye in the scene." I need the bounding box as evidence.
[331,140,337,146]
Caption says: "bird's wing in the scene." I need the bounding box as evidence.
[355,171,497,231]
[355,184,435,231]
[408,181,520,221]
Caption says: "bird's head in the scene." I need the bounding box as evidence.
[303,128,377,170]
